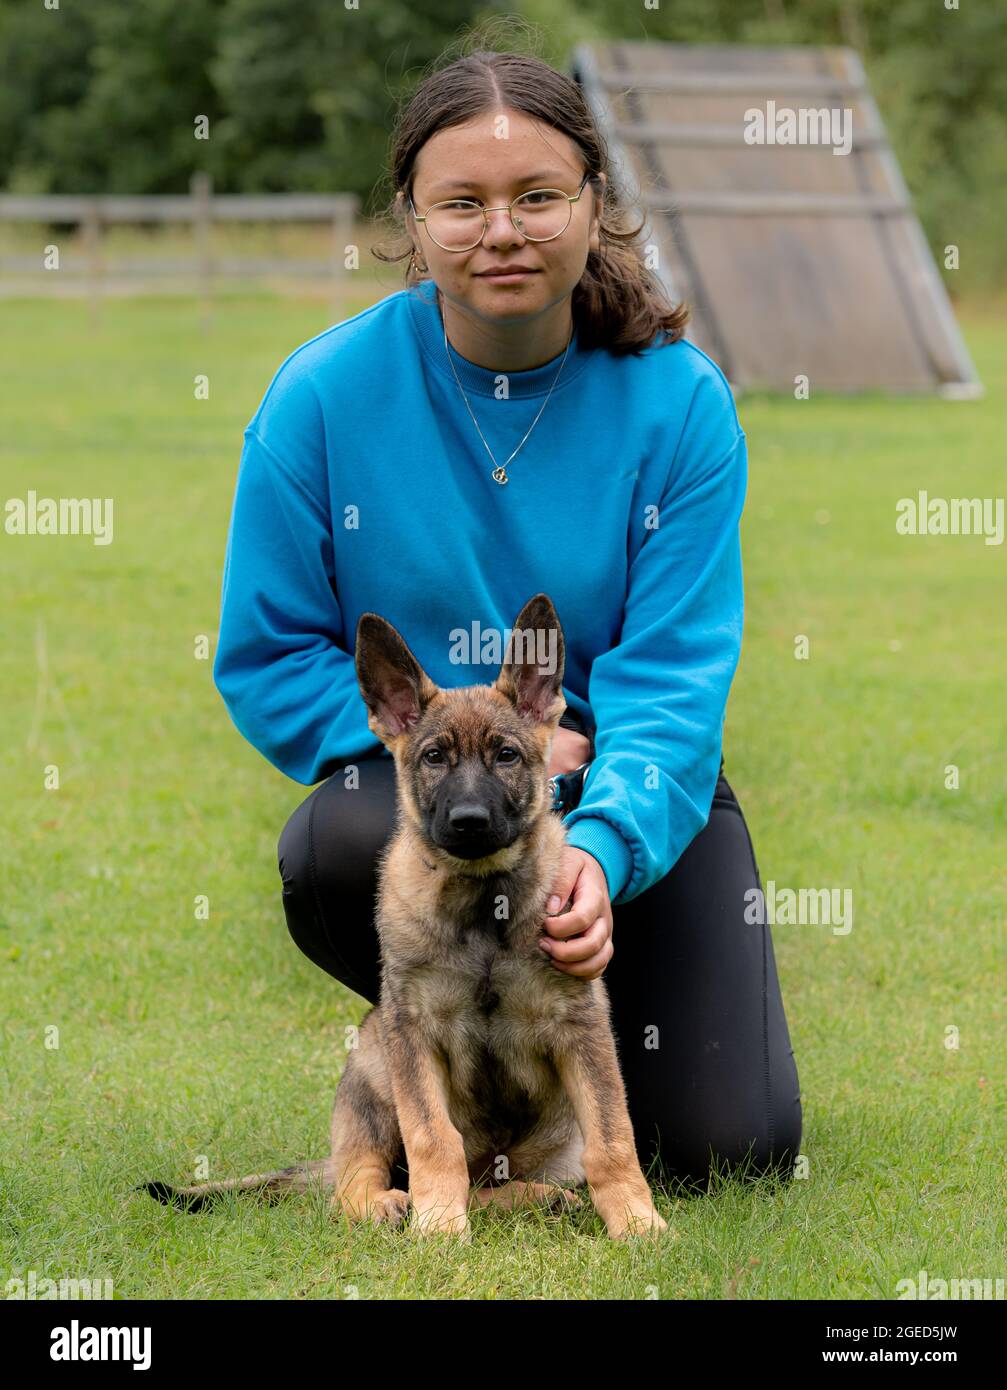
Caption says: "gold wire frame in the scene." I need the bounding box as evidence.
[409,172,594,251]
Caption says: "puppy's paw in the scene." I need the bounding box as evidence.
[332,1186,410,1229]
[408,1198,471,1241]
[538,1181,585,1212]
[607,1205,669,1240]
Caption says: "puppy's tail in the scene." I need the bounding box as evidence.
[138,1159,332,1212]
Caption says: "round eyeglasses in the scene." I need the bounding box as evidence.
[408,172,595,252]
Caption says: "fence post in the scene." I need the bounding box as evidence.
[191,171,212,328]
[82,198,103,330]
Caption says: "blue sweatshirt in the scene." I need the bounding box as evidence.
[213,278,747,907]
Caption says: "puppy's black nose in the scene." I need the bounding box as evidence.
[448,803,492,834]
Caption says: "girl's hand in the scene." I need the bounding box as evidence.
[539,845,614,981]
[547,726,591,779]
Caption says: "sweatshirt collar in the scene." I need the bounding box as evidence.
[406,277,595,399]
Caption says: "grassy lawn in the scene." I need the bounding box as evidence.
[1,285,1003,1300]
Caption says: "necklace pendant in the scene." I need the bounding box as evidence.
[492,466,509,485]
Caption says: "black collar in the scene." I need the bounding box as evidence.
[547,760,591,817]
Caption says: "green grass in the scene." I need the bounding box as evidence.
[1,286,1004,1299]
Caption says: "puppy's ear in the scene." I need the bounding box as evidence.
[494,592,566,727]
[355,613,439,745]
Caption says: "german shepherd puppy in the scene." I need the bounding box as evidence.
[145,593,667,1241]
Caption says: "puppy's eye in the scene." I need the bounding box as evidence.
[422,747,445,765]
[497,746,520,765]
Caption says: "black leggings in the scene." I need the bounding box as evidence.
[277,751,802,1192]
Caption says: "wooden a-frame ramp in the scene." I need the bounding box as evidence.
[571,40,982,397]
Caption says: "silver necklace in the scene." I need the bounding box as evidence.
[441,316,573,485]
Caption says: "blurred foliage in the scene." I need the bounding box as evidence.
[1,0,1004,290]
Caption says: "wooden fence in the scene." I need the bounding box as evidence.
[0,172,359,322]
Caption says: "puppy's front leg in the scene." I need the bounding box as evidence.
[555,1021,668,1241]
[382,1009,470,1239]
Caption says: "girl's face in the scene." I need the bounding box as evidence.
[400,108,606,326]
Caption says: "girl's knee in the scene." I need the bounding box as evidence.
[279,761,397,899]
[278,796,312,896]
[277,777,374,900]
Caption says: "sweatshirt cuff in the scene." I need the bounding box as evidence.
[562,817,635,904]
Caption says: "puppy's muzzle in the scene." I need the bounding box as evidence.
[434,799,514,859]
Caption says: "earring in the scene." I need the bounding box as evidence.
[410,249,428,274]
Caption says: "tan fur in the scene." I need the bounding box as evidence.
[147,594,668,1241]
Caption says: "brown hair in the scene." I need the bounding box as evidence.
[370,26,689,356]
